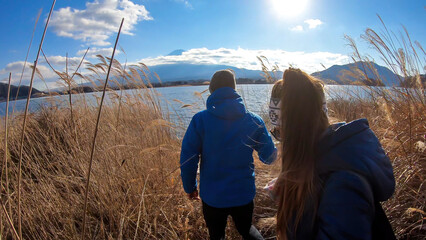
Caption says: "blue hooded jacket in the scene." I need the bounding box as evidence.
[288,119,395,239]
[180,87,277,208]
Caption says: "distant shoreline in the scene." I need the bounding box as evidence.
[0,78,272,102]
[3,75,420,103]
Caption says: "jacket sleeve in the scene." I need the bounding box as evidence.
[253,120,277,164]
[316,171,375,240]
[180,116,203,194]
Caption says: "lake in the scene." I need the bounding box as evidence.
[0,84,369,128]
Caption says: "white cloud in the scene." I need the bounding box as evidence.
[0,46,124,90]
[0,61,57,85]
[304,19,323,29]
[290,25,304,32]
[50,0,152,46]
[40,55,82,66]
[0,53,91,88]
[174,0,193,9]
[138,47,349,73]
[77,47,121,59]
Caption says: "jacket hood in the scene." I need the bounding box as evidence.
[206,87,246,120]
[317,119,395,201]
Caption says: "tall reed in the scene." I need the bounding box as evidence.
[331,17,425,238]
[81,18,124,240]
[16,1,56,238]
[0,73,12,237]
[11,9,42,115]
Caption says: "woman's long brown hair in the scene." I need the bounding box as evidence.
[275,68,329,239]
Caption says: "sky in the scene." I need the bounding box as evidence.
[0,0,424,90]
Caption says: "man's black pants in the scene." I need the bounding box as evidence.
[202,201,264,240]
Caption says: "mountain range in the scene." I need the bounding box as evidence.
[143,61,401,87]
[142,51,401,86]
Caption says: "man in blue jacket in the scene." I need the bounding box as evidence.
[180,70,277,240]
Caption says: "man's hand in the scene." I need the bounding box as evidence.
[187,190,200,201]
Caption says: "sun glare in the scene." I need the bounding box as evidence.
[271,0,309,18]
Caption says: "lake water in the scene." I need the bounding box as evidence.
[0,84,368,127]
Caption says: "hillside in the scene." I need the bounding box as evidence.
[0,82,44,102]
[311,62,401,86]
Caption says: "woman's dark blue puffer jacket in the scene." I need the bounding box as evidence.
[289,119,395,240]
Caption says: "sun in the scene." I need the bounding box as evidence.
[270,0,309,18]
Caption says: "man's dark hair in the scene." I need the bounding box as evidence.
[209,69,236,93]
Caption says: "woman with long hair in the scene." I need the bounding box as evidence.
[269,68,395,239]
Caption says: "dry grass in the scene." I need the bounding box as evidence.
[1,93,188,239]
[0,87,280,239]
[327,17,426,239]
[255,17,426,239]
[0,12,424,240]
[0,49,279,239]
[327,91,425,239]
[2,79,423,239]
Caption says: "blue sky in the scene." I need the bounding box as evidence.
[0,0,424,89]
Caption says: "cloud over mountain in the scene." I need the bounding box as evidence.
[139,47,349,74]
[0,47,349,90]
